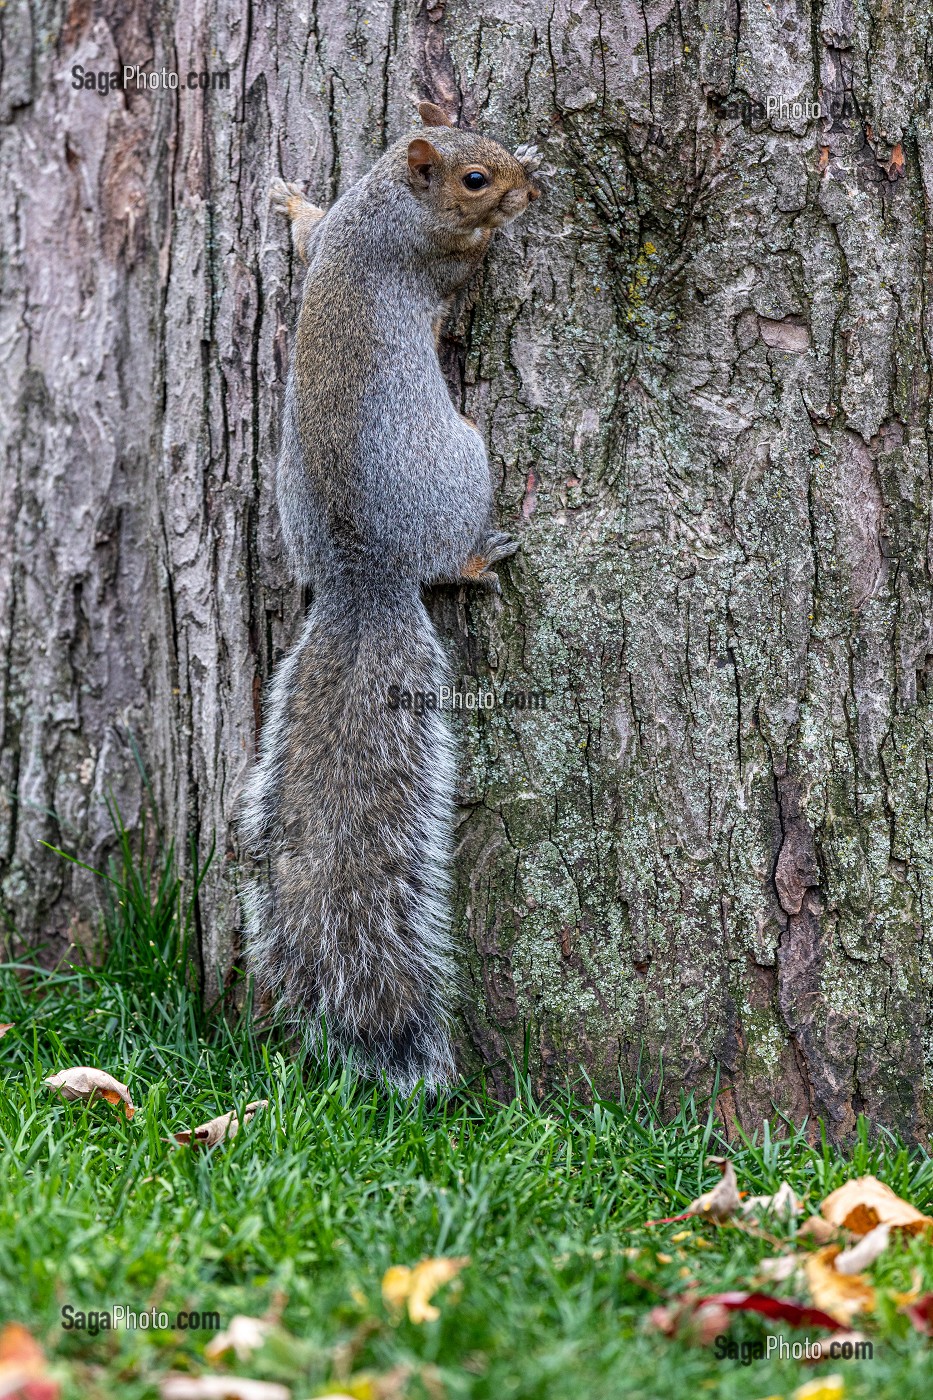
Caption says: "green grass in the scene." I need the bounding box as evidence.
[2,827,933,1398]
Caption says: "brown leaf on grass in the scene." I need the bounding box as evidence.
[798,1215,839,1245]
[204,1316,272,1362]
[172,1100,268,1149]
[686,1158,741,1222]
[159,1378,290,1399]
[803,1246,874,1325]
[44,1066,134,1120]
[0,1322,60,1400]
[833,1222,891,1275]
[0,1024,14,1037]
[382,1256,469,1323]
[821,1175,931,1236]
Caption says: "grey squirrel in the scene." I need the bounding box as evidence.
[241,101,540,1093]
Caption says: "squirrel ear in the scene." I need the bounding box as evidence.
[407,138,442,190]
[418,100,453,128]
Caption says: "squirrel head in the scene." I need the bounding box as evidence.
[403,102,540,234]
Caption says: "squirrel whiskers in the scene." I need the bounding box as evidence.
[241,102,540,1093]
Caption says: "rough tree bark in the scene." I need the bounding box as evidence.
[3,0,933,1140]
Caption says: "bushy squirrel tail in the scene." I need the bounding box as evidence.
[241,579,456,1094]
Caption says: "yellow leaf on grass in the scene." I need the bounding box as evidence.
[821,1175,931,1236]
[804,1246,874,1326]
[381,1256,468,1323]
[44,1066,134,1119]
[792,1377,845,1400]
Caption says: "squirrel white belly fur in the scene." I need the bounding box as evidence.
[241,103,540,1093]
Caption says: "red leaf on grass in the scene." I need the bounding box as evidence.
[696,1291,845,1331]
[904,1293,933,1335]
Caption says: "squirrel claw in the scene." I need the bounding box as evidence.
[460,533,520,591]
[478,531,521,566]
[270,178,306,214]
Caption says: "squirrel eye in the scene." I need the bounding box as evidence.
[462,171,488,191]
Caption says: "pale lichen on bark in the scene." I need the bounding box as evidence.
[2,0,933,1139]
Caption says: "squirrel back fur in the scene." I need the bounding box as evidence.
[242,111,539,1092]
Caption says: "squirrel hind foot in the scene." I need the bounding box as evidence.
[460,532,521,591]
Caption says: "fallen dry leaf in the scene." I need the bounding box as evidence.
[0,1024,13,1037]
[686,1158,741,1222]
[159,1378,289,1400]
[646,1299,730,1344]
[172,1100,268,1148]
[742,1181,800,1220]
[204,1316,272,1362]
[821,1175,931,1236]
[804,1246,874,1325]
[694,1291,844,1331]
[44,1066,134,1119]
[833,1222,890,1275]
[792,1377,845,1400]
[382,1256,468,1323]
[0,1323,60,1400]
[758,1254,800,1283]
[798,1215,839,1245]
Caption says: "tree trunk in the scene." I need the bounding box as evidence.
[3,0,933,1140]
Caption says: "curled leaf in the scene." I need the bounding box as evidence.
[821,1175,931,1236]
[172,1100,268,1149]
[204,1315,272,1362]
[382,1256,468,1323]
[686,1158,741,1222]
[44,1066,134,1120]
[159,1378,289,1399]
[798,1215,839,1245]
[803,1246,874,1325]
[742,1181,800,1220]
[833,1222,890,1275]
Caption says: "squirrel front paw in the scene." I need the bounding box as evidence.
[270,179,326,263]
[270,178,307,217]
[461,532,521,595]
